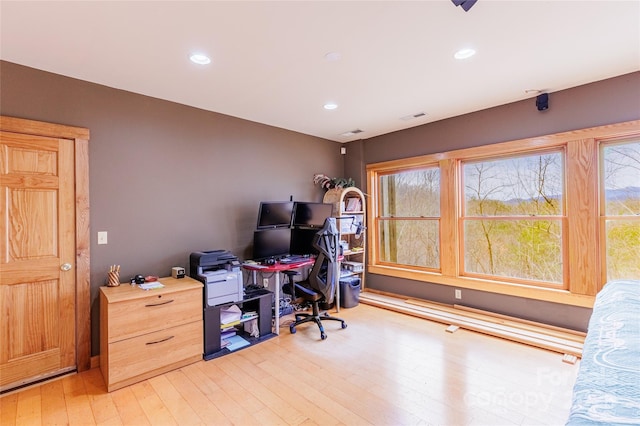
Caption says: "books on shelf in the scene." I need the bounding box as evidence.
[345,197,362,212]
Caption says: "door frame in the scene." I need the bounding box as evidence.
[0,116,91,372]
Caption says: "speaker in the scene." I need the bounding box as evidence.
[536,93,549,111]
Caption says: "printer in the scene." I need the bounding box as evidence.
[190,250,243,307]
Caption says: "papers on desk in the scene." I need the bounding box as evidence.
[223,335,250,351]
[139,281,165,290]
[220,305,242,326]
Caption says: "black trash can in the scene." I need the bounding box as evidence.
[339,276,361,308]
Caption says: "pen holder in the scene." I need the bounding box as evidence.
[107,271,120,287]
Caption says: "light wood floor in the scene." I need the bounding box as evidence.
[0,303,579,425]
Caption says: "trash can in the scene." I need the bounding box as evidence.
[339,276,361,308]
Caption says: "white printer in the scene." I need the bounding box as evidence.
[190,250,243,307]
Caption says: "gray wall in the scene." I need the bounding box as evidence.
[347,71,640,331]
[1,60,343,355]
[3,59,639,353]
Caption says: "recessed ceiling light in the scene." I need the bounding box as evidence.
[190,53,211,65]
[324,103,338,110]
[454,48,476,60]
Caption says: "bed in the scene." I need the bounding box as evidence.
[566,279,640,425]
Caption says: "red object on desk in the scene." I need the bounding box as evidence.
[242,258,315,336]
[242,258,315,272]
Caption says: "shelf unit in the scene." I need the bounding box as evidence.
[323,187,366,291]
[203,289,274,360]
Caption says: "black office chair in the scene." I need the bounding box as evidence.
[287,217,346,340]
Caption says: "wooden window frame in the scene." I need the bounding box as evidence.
[459,149,567,289]
[376,166,442,272]
[366,120,640,308]
[599,137,640,284]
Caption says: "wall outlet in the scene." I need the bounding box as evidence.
[263,278,269,288]
[455,289,462,300]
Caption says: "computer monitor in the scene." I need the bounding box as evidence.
[290,228,320,255]
[256,201,294,229]
[292,202,333,228]
[252,228,291,260]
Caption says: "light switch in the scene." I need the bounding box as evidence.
[98,231,108,245]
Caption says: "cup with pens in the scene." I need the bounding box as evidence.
[107,265,121,287]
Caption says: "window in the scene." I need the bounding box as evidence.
[461,151,564,286]
[601,139,640,281]
[366,120,640,304]
[378,167,440,269]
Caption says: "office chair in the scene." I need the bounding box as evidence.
[287,217,347,340]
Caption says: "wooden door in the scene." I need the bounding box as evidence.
[0,130,77,390]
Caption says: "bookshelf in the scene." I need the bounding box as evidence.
[323,187,366,293]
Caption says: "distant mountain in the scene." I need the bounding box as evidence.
[500,186,640,204]
[605,186,640,201]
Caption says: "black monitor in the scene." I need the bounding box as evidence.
[292,202,333,228]
[290,228,320,255]
[256,201,294,229]
[252,228,291,260]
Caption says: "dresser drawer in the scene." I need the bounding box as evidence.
[106,320,202,386]
[106,288,201,342]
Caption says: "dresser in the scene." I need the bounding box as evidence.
[99,276,203,392]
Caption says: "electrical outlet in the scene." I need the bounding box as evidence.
[455,289,462,300]
[263,278,269,288]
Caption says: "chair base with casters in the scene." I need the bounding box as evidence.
[288,282,347,340]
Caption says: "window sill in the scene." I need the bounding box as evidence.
[368,264,595,308]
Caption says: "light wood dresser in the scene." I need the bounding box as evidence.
[99,276,203,392]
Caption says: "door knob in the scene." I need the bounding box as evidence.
[60,263,72,271]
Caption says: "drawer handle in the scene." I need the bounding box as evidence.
[146,336,175,345]
[144,299,174,307]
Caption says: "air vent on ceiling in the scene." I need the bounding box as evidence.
[340,129,364,137]
[400,112,427,121]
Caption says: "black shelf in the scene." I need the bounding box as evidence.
[203,290,274,360]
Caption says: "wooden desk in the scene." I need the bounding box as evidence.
[242,259,314,334]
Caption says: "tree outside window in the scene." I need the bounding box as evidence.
[602,139,640,281]
[461,152,564,285]
[378,167,440,269]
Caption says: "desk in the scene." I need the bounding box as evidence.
[243,259,314,335]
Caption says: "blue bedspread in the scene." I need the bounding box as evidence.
[566,279,640,425]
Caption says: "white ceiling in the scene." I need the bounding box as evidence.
[1,1,639,142]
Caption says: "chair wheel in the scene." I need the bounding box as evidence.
[321,332,327,340]
[341,322,347,329]
[290,325,296,334]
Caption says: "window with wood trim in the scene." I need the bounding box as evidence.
[461,150,565,287]
[366,120,640,304]
[601,138,640,281]
[377,167,440,269]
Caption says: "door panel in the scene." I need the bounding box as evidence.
[0,131,76,390]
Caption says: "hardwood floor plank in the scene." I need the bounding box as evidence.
[164,368,231,425]
[186,361,262,425]
[81,368,121,424]
[0,391,18,425]
[109,386,150,426]
[62,373,96,425]
[129,380,178,425]
[40,378,69,425]
[147,374,204,425]
[0,303,580,426]
[15,386,41,425]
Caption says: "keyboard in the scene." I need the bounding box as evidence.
[279,255,310,264]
